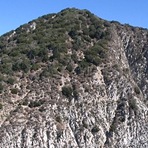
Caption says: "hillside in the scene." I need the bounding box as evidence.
[0,8,148,148]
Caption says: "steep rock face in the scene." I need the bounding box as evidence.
[0,8,148,148]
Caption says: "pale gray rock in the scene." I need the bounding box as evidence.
[0,9,148,148]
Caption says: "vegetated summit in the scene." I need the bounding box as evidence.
[0,8,148,148]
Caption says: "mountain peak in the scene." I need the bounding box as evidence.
[0,8,148,148]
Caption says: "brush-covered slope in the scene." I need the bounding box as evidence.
[0,8,148,148]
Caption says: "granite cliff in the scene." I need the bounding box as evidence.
[0,8,147,148]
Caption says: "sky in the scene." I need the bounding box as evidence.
[0,0,148,36]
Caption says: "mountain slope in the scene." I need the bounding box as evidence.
[0,8,148,148]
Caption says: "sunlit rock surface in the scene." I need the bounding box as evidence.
[0,8,147,148]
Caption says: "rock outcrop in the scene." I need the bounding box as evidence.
[0,8,147,148]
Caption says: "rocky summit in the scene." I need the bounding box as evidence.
[0,8,148,148]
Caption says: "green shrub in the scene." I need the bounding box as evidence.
[0,103,3,109]
[85,54,101,66]
[66,64,73,72]
[37,48,48,62]
[71,53,78,63]
[134,86,140,95]
[62,86,73,98]
[28,100,44,108]
[79,60,90,69]
[73,90,79,100]
[110,123,117,132]
[91,125,99,133]
[89,25,96,38]
[0,75,4,82]
[22,99,28,106]
[31,63,40,71]
[11,88,18,94]
[75,60,90,75]
[27,49,38,59]
[129,98,137,111]
[19,60,30,73]
[84,42,107,66]
[12,59,31,73]
[0,83,3,93]
[0,63,13,75]
[12,62,20,71]
[55,116,62,123]
[68,29,78,39]
[9,49,20,57]
[7,77,15,85]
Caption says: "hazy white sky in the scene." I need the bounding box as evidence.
[0,0,148,35]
